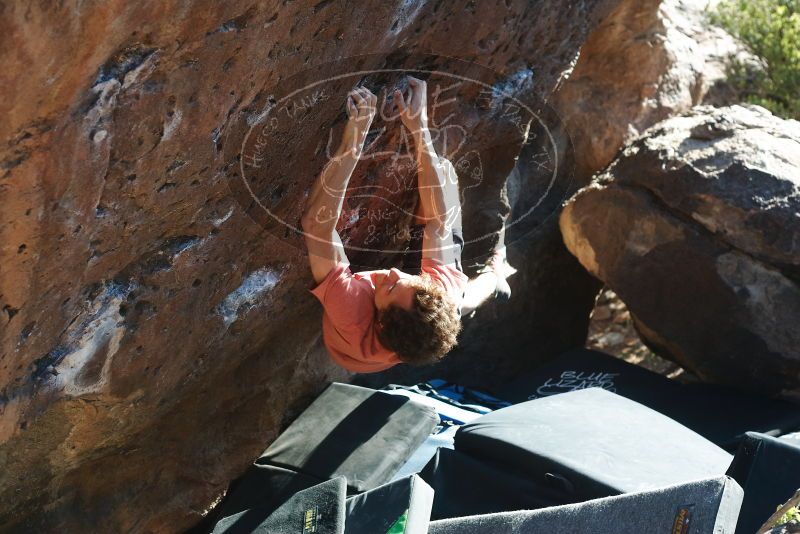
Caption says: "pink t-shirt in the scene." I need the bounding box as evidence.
[309,258,469,373]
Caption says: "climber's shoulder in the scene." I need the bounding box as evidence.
[309,261,375,326]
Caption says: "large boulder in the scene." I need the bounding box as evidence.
[0,0,622,531]
[553,0,759,185]
[560,104,800,397]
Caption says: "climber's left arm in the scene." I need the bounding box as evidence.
[301,86,376,284]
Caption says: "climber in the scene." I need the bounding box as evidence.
[301,77,513,374]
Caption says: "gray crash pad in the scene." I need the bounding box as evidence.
[428,476,743,534]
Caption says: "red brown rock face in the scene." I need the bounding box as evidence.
[0,0,619,531]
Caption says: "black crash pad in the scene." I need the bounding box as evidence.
[495,348,800,449]
[427,476,743,534]
[345,474,433,534]
[454,388,733,502]
[211,477,346,534]
[211,463,325,526]
[419,447,567,520]
[258,383,439,493]
[727,432,800,534]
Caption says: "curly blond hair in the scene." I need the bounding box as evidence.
[375,272,462,365]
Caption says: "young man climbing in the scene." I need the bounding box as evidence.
[301,77,512,373]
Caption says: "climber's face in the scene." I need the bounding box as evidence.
[373,268,416,311]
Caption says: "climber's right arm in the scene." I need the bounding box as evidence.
[396,77,461,265]
[302,86,376,284]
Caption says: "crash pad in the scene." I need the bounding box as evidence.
[454,388,732,501]
[427,476,743,534]
[259,383,438,493]
[495,348,800,449]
